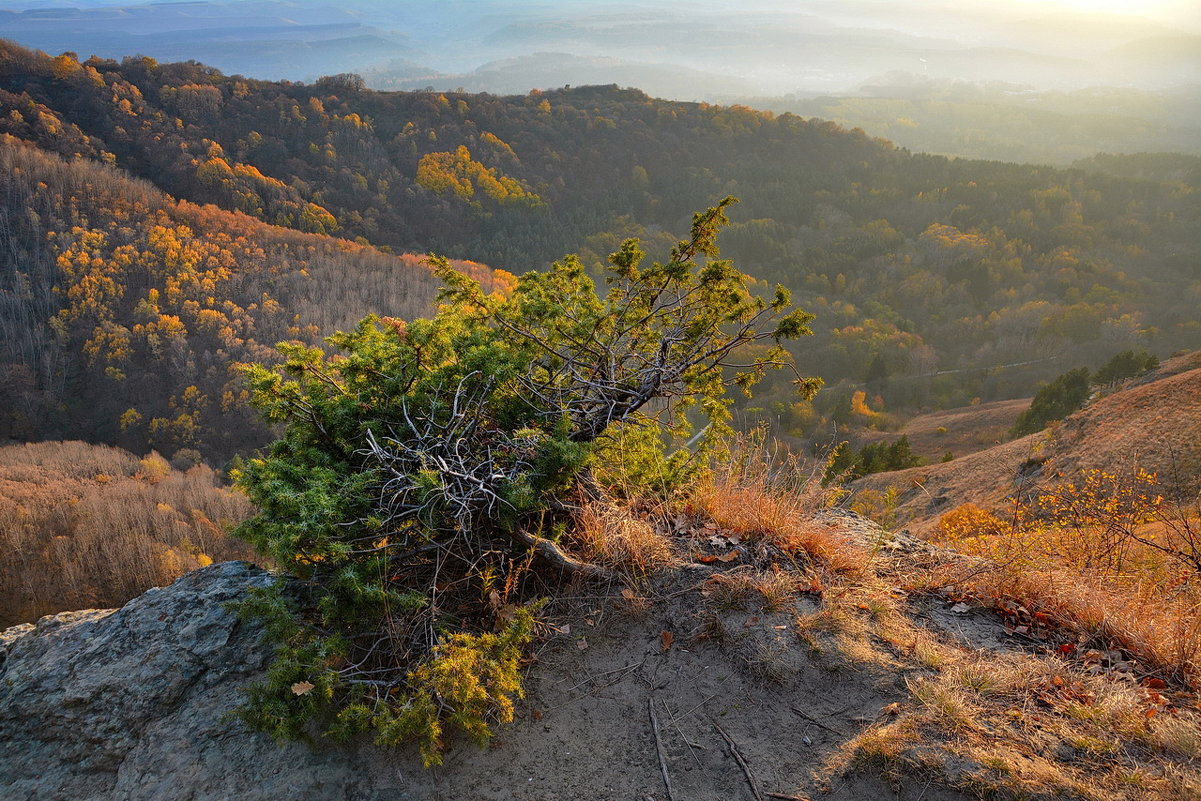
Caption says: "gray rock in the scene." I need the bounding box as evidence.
[0,562,299,801]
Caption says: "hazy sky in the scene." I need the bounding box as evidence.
[0,0,1196,94]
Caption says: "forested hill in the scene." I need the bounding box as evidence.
[0,134,503,461]
[1,40,1199,459]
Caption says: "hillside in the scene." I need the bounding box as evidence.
[1,39,1199,432]
[0,134,503,461]
[0,440,255,628]
[855,397,1030,463]
[848,351,1201,534]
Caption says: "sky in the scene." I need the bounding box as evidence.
[0,0,1196,95]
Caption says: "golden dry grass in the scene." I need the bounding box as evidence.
[570,500,676,578]
[685,435,871,576]
[664,434,1201,800]
[931,470,1201,688]
[828,648,1201,801]
[0,441,256,626]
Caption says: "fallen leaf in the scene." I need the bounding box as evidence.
[291,681,315,696]
[531,708,543,721]
[698,551,739,564]
[743,616,760,628]
[559,624,571,635]
[727,533,742,545]
[1144,678,1167,689]
[488,589,500,609]
[576,637,589,651]
[950,602,970,614]
[621,588,636,600]
[661,630,674,651]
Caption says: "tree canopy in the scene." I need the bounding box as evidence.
[232,197,818,763]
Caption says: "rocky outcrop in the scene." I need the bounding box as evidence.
[1,562,288,800]
[1,553,978,801]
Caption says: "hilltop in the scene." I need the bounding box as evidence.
[4,509,1199,801]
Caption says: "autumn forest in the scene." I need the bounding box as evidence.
[0,39,1198,466]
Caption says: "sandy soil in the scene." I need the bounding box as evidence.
[402,560,976,801]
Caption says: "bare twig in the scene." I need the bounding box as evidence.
[678,690,722,719]
[661,700,702,768]
[765,793,810,801]
[649,697,676,801]
[712,718,764,801]
[790,706,848,737]
[563,661,644,694]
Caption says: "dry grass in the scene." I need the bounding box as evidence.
[674,446,1201,799]
[818,470,1201,798]
[569,500,676,579]
[0,441,256,626]
[932,471,1201,688]
[686,435,871,576]
[580,431,1201,799]
[827,648,1201,800]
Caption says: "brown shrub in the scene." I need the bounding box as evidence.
[0,441,256,626]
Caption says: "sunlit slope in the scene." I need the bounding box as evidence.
[0,134,505,461]
[848,352,1201,532]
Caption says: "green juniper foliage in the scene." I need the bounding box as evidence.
[1010,366,1093,438]
[823,434,923,483]
[232,197,819,764]
[1092,349,1158,387]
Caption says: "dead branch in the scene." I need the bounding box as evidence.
[712,718,764,801]
[506,527,614,580]
[649,697,676,801]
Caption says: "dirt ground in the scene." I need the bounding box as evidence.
[402,563,983,801]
